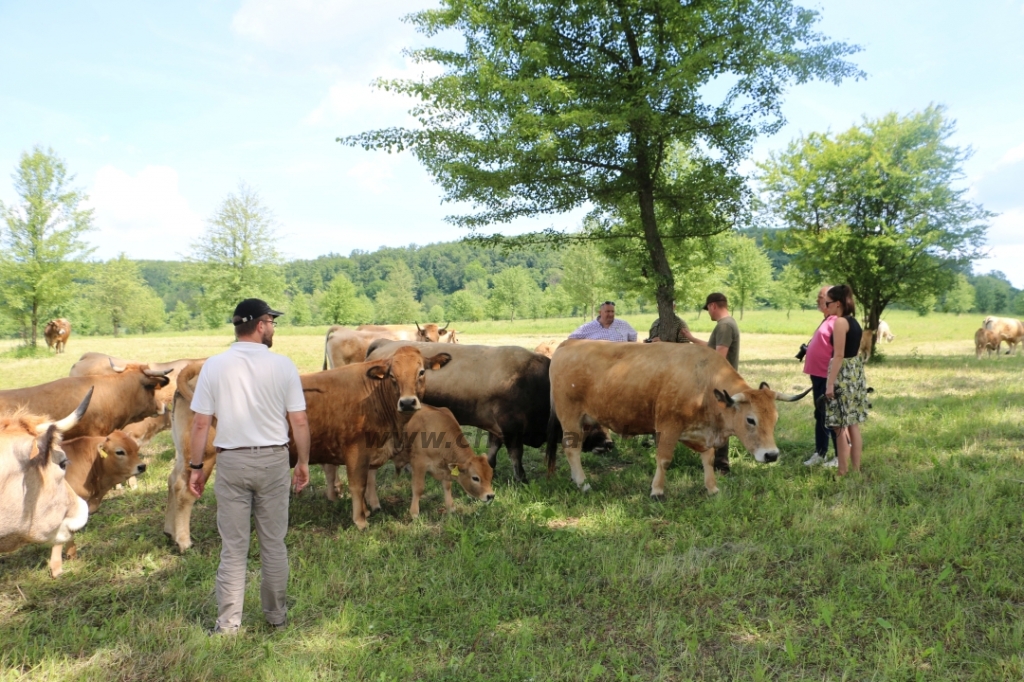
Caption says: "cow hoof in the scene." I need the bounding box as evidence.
[650,492,665,501]
[580,483,591,493]
[370,505,381,515]
[707,487,720,495]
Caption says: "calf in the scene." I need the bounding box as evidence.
[48,431,146,577]
[975,327,1001,359]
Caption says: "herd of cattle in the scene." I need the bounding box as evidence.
[3,314,1022,578]
[975,316,1024,359]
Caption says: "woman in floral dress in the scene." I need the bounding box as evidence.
[823,285,869,475]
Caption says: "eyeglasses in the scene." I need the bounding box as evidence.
[260,318,278,327]
[824,300,836,306]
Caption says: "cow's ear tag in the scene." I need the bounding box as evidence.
[450,465,460,476]
[97,443,108,458]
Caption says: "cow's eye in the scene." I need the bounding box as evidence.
[418,369,425,376]
[472,475,480,483]
[58,459,67,471]
[116,449,126,456]
[746,416,756,426]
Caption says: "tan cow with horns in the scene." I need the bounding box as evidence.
[548,340,811,497]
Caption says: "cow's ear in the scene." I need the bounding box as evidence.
[713,389,735,408]
[366,364,387,381]
[759,381,771,391]
[426,353,452,370]
[97,443,108,458]
[450,465,460,477]
[439,329,448,337]
[33,425,59,466]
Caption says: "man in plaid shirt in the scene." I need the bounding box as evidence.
[568,301,638,342]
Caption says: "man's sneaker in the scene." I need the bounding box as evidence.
[803,453,825,466]
[207,626,239,637]
[823,457,839,468]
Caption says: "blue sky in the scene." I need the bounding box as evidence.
[1,0,1022,286]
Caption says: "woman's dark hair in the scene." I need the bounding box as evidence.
[827,284,856,317]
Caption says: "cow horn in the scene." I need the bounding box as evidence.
[415,322,423,332]
[143,368,173,377]
[775,386,813,402]
[730,392,749,404]
[108,358,126,373]
[40,386,94,434]
[441,321,450,331]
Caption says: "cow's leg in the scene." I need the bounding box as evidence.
[506,434,527,483]
[345,453,370,530]
[324,464,339,501]
[409,461,427,519]
[364,468,381,513]
[650,426,684,498]
[561,418,590,492]
[441,475,454,512]
[486,432,503,469]
[168,461,207,553]
[699,448,720,495]
[49,544,64,578]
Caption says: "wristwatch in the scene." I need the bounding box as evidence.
[189,462,204,470]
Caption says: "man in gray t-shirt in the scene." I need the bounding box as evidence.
[683,292,740,472]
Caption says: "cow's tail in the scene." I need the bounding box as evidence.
[545,408,561,477]
[175,360,205,404]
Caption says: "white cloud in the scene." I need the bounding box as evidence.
[996,140,1024,168]
[304,57,442,126]
[975,207,1024,287]
[231,0,422,49]
[86,165,205,259]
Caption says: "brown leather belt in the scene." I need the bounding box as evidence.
[215,445,288,453]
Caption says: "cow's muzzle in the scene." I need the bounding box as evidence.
[484,492,495,502]
[135,463,147,475]
[754,448,779,463]
[397,397,421,412]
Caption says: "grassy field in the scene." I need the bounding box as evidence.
[1,311,1022,680]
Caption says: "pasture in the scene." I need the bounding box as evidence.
[1,311,1022,681]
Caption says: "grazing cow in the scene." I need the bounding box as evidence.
[975,328,1002,359]
[0,367,171,441]
[548,340,810,497]
[877,320,895,343]
[367,340,553,482]
[44,319,72,354]
[0,390,93,577]
[983,316,1024,355]
[47,430,146,577]
[533,340,562,358]
[350,405,494,518]
[165,346,453,550]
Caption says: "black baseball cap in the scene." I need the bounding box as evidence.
[703,292,728,310]
[232,298,284,325]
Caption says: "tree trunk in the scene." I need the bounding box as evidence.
[865,300,882,361]
[637,186,676,341]
[31,301,38,347]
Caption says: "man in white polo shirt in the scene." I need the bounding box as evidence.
[568,301,638,342]
[187,298,310,635]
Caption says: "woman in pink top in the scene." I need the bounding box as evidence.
[802,286,837,466]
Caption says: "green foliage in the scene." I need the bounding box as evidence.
[559,242,606,319]
[970,272,1016,314]
[446,289,486,322]
[489,266,539,322]
[0,146,94,345]
[345,0,860,329]
[286,290,313,327]
[320,274,364,325]
[185,183,286,326]
[722,234,774,319]
[770,264,815,318]
[941,274,975,315]
[374,261,420,324]
[168,301,193,331]
[426,304,446,322]
[760,106,992,346]
[89,254,161,336]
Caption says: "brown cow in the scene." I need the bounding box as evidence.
[975,327,1001,359]
[336,405,494,518]
[533,339,563,358]
[165,346,452,550]
[48,430,146,577]
[69,352,199,415]
[983,316,1024,355]
[44,318,72,353]
[0,390,92,576]
[323,326,402,368]
[548,340,810,497]
[0,367,171,441]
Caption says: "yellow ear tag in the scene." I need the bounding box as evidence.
[450,466,460,476]
[98,444,108,458]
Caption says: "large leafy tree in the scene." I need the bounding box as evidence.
[186,183,285,328]
[343,0,860,334]
[489,266,538,321]
[89,253,161,336]
[722,233,773,319]
[559,242,606,319]
[759,106,992,356]
[0,147,94,346]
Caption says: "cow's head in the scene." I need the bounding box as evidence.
[108,360,173,416]
[0,389,92,553]
[415,321,449,343]
[366,346,452,413]
[712,382,811,463]
[97,430,146,488]
[452,456,495,503]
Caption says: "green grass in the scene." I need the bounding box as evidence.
[1,312,1022,680]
